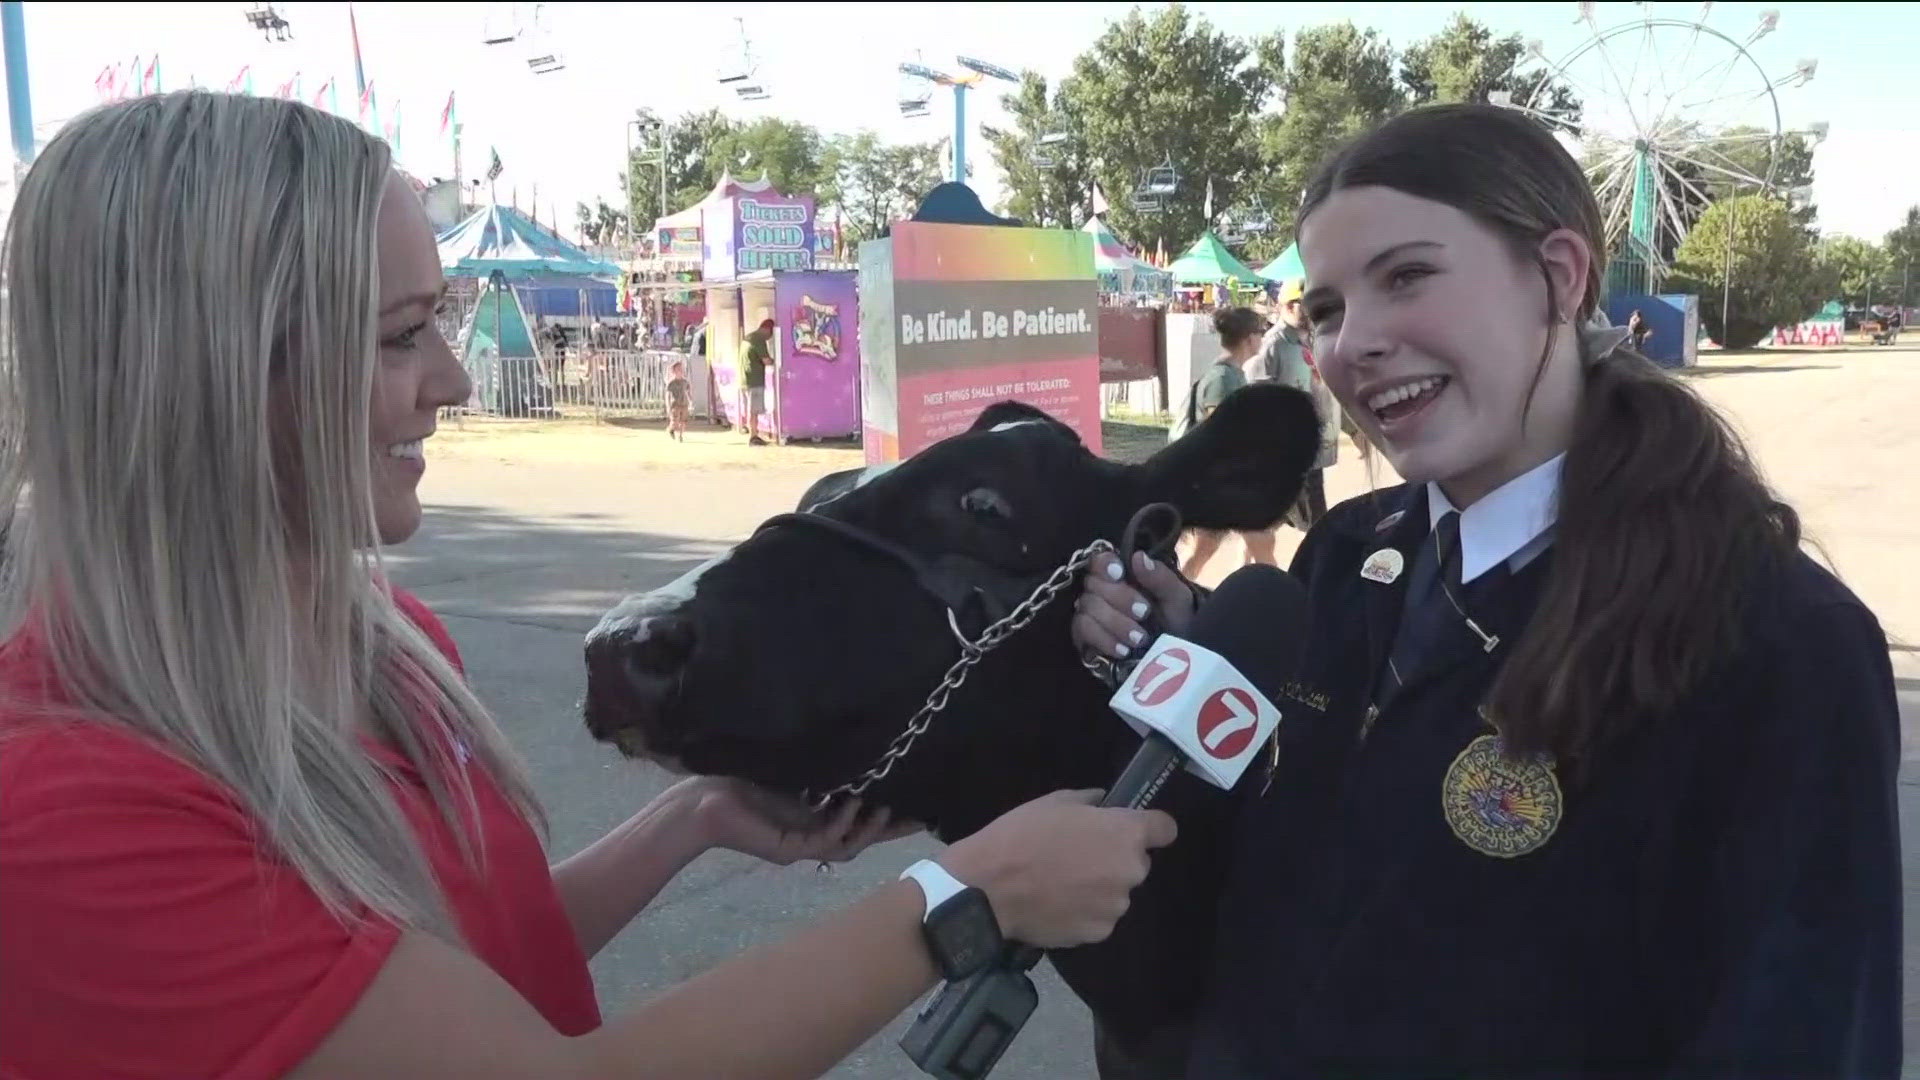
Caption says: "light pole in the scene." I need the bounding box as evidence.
[624,116,667,255]
[1,1,32,171]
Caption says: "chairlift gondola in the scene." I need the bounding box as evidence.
[1138,155,1179,197]
[1029,130,1069,169]
[480,2,519,45]
[1227,195,1274,237]
[522,5,565,73]
[719,16,767,97]
[898,63,934,118]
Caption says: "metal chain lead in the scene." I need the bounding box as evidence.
[809,538,1117,809]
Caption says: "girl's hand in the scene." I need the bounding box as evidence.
[675,777,923,867]
[1071,551,1199,660]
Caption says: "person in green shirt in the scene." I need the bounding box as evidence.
[1178,306,1264,577]
[740,318,775,446]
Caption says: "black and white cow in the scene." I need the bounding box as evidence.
[582,383,1320,1070]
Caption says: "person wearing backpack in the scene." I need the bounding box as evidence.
[1175,306,1271,577]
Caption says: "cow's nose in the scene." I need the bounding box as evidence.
[584,614,697,744]
[626,613,695,677]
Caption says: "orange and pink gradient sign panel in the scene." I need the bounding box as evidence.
[860,221,1101,463]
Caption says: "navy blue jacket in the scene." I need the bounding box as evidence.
[1106,483,1903,1079]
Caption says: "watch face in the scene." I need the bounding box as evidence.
[927,888,1000,979]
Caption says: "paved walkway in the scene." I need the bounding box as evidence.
[392,344,1920,1077]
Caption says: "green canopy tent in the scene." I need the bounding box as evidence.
[1168,231,1270,290]
[1257,242,1304,284]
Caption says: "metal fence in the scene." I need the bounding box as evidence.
[444,347,701,423]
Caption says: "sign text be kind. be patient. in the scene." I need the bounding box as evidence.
[858,221,1102,464]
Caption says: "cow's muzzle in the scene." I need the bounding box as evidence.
[583,610,695,757]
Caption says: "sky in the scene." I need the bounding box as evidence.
[6,1,1915,242]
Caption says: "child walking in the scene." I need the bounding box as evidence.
[665,359,691,441]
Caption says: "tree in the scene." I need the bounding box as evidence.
[1250,22,1403,255]
[1883,205,1920,307]
[1399,13,1580,118]
[1667,195,1828,348]
[573,197,628,246]
[619,107,737,232]
[711,117,827,200]
[819,132,945,244]
[1818,235,1894,308]
[1061,3,1273,254]
[982,72,1095,230]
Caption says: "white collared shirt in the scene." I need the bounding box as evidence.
[1427,454,1564,585]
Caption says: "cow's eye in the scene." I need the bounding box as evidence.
[959,487,1014,521]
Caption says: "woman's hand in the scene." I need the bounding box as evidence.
[939,789,1177,949]
[1071,550,1200,659]
[676,777,924,867]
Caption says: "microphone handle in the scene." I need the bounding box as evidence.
[1005,733,1185,973]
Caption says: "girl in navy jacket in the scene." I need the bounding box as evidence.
[1072,103,1902,1079]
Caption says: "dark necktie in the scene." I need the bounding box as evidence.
[1382,510,1469,702]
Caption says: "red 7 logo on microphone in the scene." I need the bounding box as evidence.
[1129,647,1192,707]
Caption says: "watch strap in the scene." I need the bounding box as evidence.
[900,859,969,921]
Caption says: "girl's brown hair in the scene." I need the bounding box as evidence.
[1299,103,1801,764]
[1212,306,1266,352]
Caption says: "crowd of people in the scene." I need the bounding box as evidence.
[0,89,1901,1080]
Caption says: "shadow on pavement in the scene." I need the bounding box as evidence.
[383,502,730,635]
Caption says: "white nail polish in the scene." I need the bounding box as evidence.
[1129,629,1145,646]
[1105,560,1124,581]
[1131,600,1150,619]
[1114,642,1130,658]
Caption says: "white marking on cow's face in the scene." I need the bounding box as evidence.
[589,551,729,645]
[990,419,1049,434]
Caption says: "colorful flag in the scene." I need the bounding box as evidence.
[486,147,503,182]
[358,80,378,132]
[311,76,334,112]
[275,72,299,99]
[143,56,160,95]
[94,65,117,103]
[438,91,456,136]
[228,65,253,95]
[348,2,367,96]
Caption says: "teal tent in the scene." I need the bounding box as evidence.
[1168,231,1269,288]
[459,271,555,417]
[438,204,621,280]
[1257,243,1304,283]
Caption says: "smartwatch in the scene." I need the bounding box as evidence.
[900,859,1004,982]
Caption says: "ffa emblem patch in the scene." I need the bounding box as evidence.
[1442,734,1562,858]
[1360,548,1405,584]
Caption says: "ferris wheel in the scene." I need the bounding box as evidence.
[1498,2,1825,293]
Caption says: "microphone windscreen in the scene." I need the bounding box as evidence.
[1183,564,1311,697]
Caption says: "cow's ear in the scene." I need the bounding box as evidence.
[1140,383,1321,530]
[968,400,1080,443]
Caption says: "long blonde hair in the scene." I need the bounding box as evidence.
[0,91,542,937]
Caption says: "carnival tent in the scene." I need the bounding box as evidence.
[1169,231,1270,288]
[1257,242,1304,284]
[459,271,555,416]
[1081,216,1174,296]
[438,203,621,279]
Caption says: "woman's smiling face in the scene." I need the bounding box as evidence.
[1298,184,1589,506]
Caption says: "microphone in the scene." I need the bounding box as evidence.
[1096,562,1310,811]
[901,564,1311,1079]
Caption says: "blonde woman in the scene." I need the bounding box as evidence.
[0,92,1173,1080]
